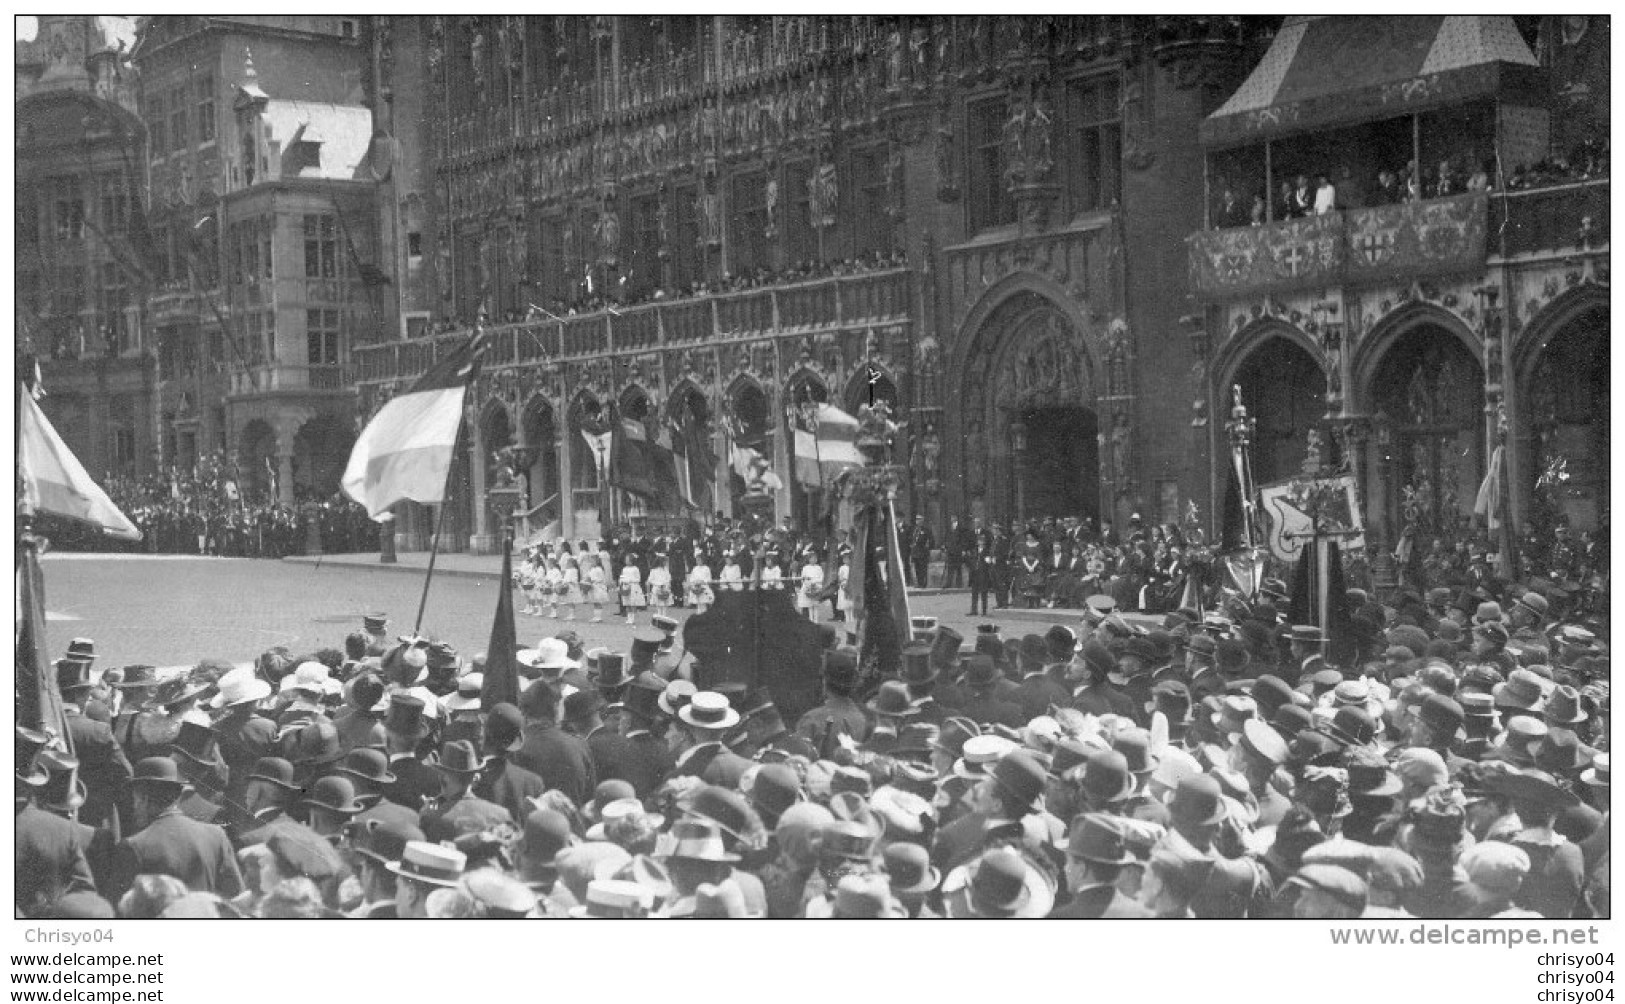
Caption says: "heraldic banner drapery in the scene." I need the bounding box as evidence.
[1188,193,1488,298]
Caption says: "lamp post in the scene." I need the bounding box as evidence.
[1224,384,1257,552]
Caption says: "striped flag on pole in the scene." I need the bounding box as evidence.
[793,403,864,487]
[18,385,141,540]
[342,333,483,519]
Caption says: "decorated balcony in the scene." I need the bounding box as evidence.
[1188,193,1490,298]
[352,267,913,387]
[1491,177,1609,258]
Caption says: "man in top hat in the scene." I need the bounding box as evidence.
[381,694,444,812]
[112,757,243,899]
[734,689,818,761]
[1050,813,1155,918]
[420,740,514,845]
[670,692,754,790]
[15,727,98,917]
[611,672,676,798]
[512,680,597,808]
[57,656,134,836]
[954,655,1026,730]
[796,650,869,748]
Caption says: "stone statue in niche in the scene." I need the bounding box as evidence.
[1109,410,1131,485]
[469,23,488,99]
[1105,317,1131,397]
[965,416,987,497]
[919,422,941,475]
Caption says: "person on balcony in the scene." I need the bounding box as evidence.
[1249,193,1267,226]
[1375,168,1403,206]
[1288,174,1314,218]
[1336,164,1365,211]
[1432,159,1461,199]
[1213,179,1248,229]
[1313,173,1337,215]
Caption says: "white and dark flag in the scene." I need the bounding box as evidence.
[342,333,484,519]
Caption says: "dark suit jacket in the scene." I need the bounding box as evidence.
[420,793,515,845]
[587,728,637,788]
[16,804,97,916]
[65,708,132,832]
[1015,674,1073,721]
[115,808,243,898]
[513,720,597,807]
[1049,885,1155,919]
[617,732,676,798]
[671,742,753,790]
[475,757,547,823]
[383,755,445,812]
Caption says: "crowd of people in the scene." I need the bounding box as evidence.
[1210,138,1610,229]
[68,456,376,558]
[448,248,911,330]
[16,508,1610,919]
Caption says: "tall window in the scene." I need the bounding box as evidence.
[169,85,190,150]
[784,160,817,266]
[670,185,698,291]
[968,98,1014,231]
[624,193,660,298]
[303,215,338,278]
[852,146,892,258]
[307,308,342,364]
[260,218,274,279]
[147,92,167,157]
[729,171,769,274]
[98,175,129,235]
[52,177,85,240]
[536,216,565,304]
[1067,76,1122,213]
[195,74,216,143]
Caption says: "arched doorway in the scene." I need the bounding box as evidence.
[845,363,898,416]
[568,393,608,540]
[727,380,775,520]
[616,385,654,526]
[520,396,561,532]
[667,383,716,520]
[292,413,354,499]
[960,293,1098,527]
[1369,324,1485,548]
[786,371,830,533]
[1523,306,1608,533]
[1231,334,1332,486]
[238,419,277,501]
[481,402,515,541]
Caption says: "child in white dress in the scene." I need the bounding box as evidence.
[558,556,581,620]
[797,553,825,622]
[687,559,714,613]
[719,555,743,592]
[836,555,853,622]
[619,562,646,626]
[585,559,610,622]
[760,553,784,590]
[646,556,674,620]
[543,558,564,618]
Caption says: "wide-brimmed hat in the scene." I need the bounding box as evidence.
[1533,729,1593,776]
[1542,685,1588,725]
[664,818,741,863]
[284,719,345,766]
[279,661,335,697]
[1345,746,1403,799]
[953,734,1016,781]
[1080,749,1137,805]
[55,658,94,693]
[516,637,579,677]
[678,691,740,731]
[1493,669,1547,712]
[386,840,467,888]
[657,680,698,717]
[109,664,162,690]
[300,775,366,816]
[443,673,485,713]
[151,673,210,709]
[1417,694,1466,742]
[1580,753,1610,791]
[436,740,491,776]
[568,879,655,919]
[208,668,272,710]
[1484,766,1581,809]
[866,680,917,718]
[943,847,1054,919]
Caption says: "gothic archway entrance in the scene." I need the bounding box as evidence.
[1369,324,1485,547]
[1232,334,1332,486]
[1523,306,1608,533]
[959,292,1098,527]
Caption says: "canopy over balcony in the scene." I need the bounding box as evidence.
[1201,15,1541,148]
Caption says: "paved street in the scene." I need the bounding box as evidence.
[38,553,1106,670]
